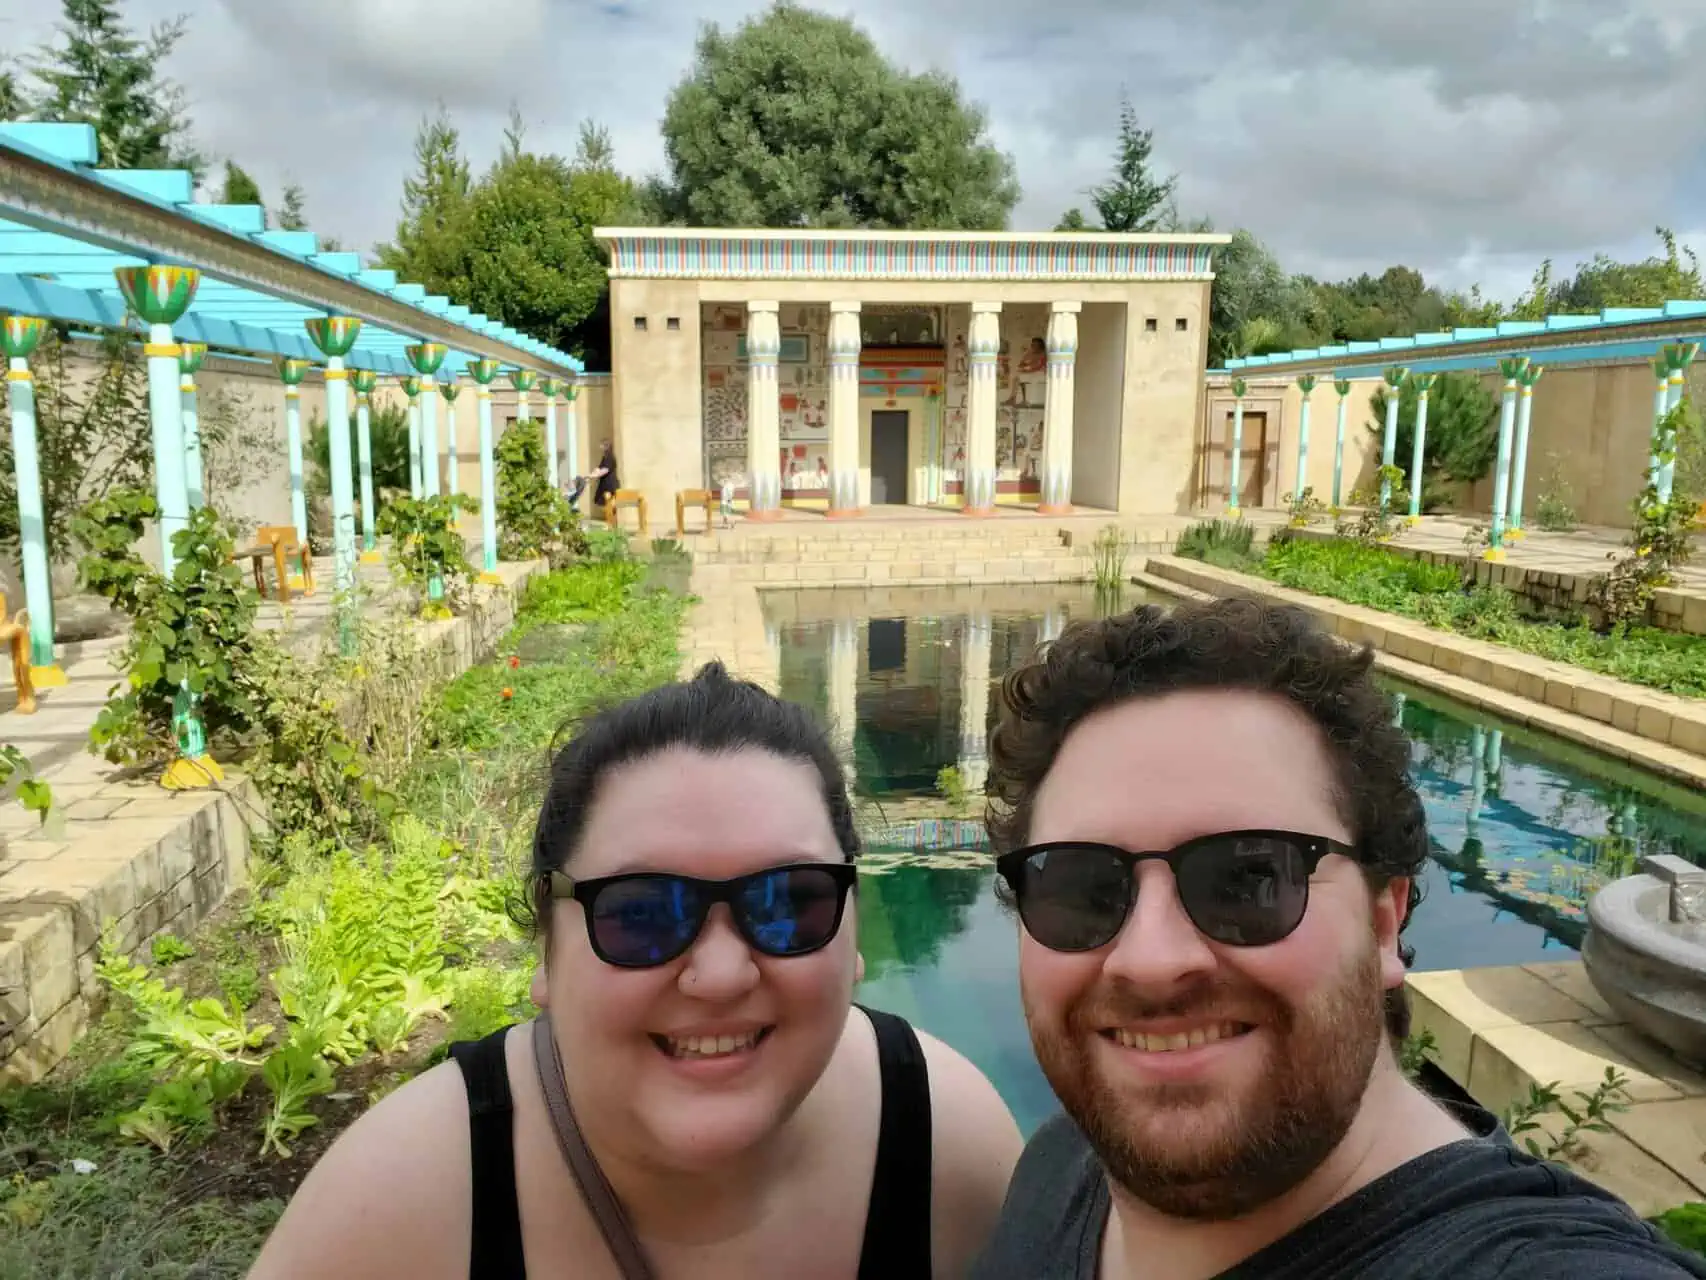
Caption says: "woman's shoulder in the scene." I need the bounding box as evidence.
[247,1042,492,1280]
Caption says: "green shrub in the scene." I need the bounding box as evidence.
[1653,1203,1706,1257]
[1175,518,1255,562]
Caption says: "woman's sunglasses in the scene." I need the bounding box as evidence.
[995,829,1355,952]
[547,862,858,969]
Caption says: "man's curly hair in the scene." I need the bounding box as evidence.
[986,595,1429,1040]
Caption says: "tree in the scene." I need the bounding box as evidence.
[650,3,1018,229]
[1077,97,1176,233]
[218,161,264,210]
[1207,228,1321,365]
[274,182,308,231]
[1368,372,1500,510]
[1055,208,1089,231]
[26,0,202,175]
[1543,228,1703,313]
[374,104,475,301]
[0,63,25,119]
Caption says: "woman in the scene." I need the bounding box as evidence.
[591,439,619,512]
[249,663,1023,1279]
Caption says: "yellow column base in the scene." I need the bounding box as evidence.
[421,602,453,621]
[161,755,225,791]
[287,574,313,594]
[1405,515,1421,527]
[359,549,384,564]
[1506,528,1527,542]
[1482,548,1506,563]
[1227,506,1241,518]
[29,665,68,689]
[476,571,504,586]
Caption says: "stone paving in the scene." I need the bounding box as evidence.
[0,549,538,1084]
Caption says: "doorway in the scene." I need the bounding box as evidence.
[870,410,909,505]
[1203,409,1269,507]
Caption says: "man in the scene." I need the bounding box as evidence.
[973,597,1704,1279]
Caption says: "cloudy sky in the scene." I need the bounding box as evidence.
[7,0,1706,302]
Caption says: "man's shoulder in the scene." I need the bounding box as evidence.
[969,1114,1106,1280]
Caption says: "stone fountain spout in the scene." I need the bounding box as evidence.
[1583,854,1706,1070]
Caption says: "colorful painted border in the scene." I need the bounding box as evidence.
[597,231,1220,282]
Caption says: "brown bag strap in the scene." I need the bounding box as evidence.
[531,1016,657,1280]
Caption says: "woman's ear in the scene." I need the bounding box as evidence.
[855,950,866,984]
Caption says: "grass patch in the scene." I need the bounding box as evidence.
[1173,519,1261,572]
[0,557,686,1277]
[1184,536,1706,700]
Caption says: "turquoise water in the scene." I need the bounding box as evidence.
[766,585,1706,1135]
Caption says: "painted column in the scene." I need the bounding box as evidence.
[563,382,580,483]
[1038,606,1066,647]
[467,358,502,581]
[1292,374,1317,506]
[826,301,862,516]
[1379,366,1408,508]
[1392,690,1407,729]
[1508,363,1545,537]
[1487,356,1529,560]
[746,301,783,519]
[276,357,312,555]
[1649,356,1671,490]
[827,616,858,788]
[1332,378,1352,508]
[957,612,992,793]
[179,342,208,509]
[304,317,363,612]
[540,377,560,490]
[1228,378,1247,516]
[1407,373,1435,521]
[1466,724,1487,846]
[406,343,447,499]
[1660,342,1699,503]
[1038,301,1081,514]
[440,373,462,498]
[2,313,65,686]
[512,369,536,425]
[964,302,1002,515]
[113,266,200,575]
[1485,728,1503,786]
[402,375,422,499]
[350,369,380,560]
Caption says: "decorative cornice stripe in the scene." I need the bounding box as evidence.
[598,233,1217,282]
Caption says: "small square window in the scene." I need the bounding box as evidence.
[1175,317,1189,332]
[633,316,648,331]
[1145,317,1158,332]
[666,316,681,331]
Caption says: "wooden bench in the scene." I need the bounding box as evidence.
[0,591,36,715]
[234,525,314,603]
[675,488,716,537]
[603,489,649,536]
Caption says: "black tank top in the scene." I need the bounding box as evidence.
[448,1005,934,1279]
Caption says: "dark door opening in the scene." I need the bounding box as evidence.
[870,410,909,505]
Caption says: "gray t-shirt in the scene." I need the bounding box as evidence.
[970,1105,1706,1279]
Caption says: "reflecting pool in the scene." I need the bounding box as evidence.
[764,584,1706,1135]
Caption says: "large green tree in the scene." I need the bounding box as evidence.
[26,0,202,175]
[1058,97,1177,233]
[375,104,475,300]
[648,3,1018,229]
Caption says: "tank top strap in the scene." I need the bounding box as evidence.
[449,1026,528,1280]
[855,1004,935,1279]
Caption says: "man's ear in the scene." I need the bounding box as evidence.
[1375,877,1410,991]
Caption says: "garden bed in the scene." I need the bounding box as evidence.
[0,552,687,1278]
[1177,528,1706,701]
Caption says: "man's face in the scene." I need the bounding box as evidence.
[1017,688,1410,1221]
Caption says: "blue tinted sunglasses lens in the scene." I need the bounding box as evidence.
[740,866,845,956]
[590,877,704,966]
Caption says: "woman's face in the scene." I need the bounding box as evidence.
[534,746,858,1171]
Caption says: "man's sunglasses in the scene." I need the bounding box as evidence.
[547,862,858,969]
[995,829,1355,952]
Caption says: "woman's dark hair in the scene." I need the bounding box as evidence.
[987,596,1428,1040]
[522,661,859,945]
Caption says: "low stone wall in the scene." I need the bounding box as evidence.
[0,560,543,1086]
[1141,556,1706,774]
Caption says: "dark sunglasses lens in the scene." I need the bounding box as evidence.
[739,866,847,956]
[1176,835,1310,946]
[1014,847,1133,951]
[589,877,705,966]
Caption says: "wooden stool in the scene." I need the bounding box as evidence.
[233,525,314,602]
[675,488,716,537]
[604,489,649,536]
[0,591,36,715]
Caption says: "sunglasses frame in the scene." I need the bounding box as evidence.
[995,828,1356,952]
[547,861,859,969]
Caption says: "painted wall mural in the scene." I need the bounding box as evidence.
[701,301,1048,501]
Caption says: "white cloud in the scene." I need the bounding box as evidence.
[7,0,1706,300]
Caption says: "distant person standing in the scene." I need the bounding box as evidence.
[590,439,618,513]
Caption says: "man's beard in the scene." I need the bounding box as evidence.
[1027,941,1385,1222]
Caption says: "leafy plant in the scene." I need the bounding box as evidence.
[376,492,479,616]
[1652,1203,1706,1257]
[1175,518,1256,564]
[1334,466,1407,545]
[1398,1027,1437,1079]
[148,934,194,967]
[0,743,54,825]
[1534,454,1580,532]
[307,400,413,506]
[1284,487,1327,528]
[258,1042,335,1158]
[496,417,588,566]
[1592,397,1700,630]
[935,765,968,810]
[1500,1067,1631,1162]
[1091,525,1131,591]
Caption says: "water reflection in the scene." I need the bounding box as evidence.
[761,585,1706,1129]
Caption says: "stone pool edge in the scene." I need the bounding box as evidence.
[1138,557,1706,790]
